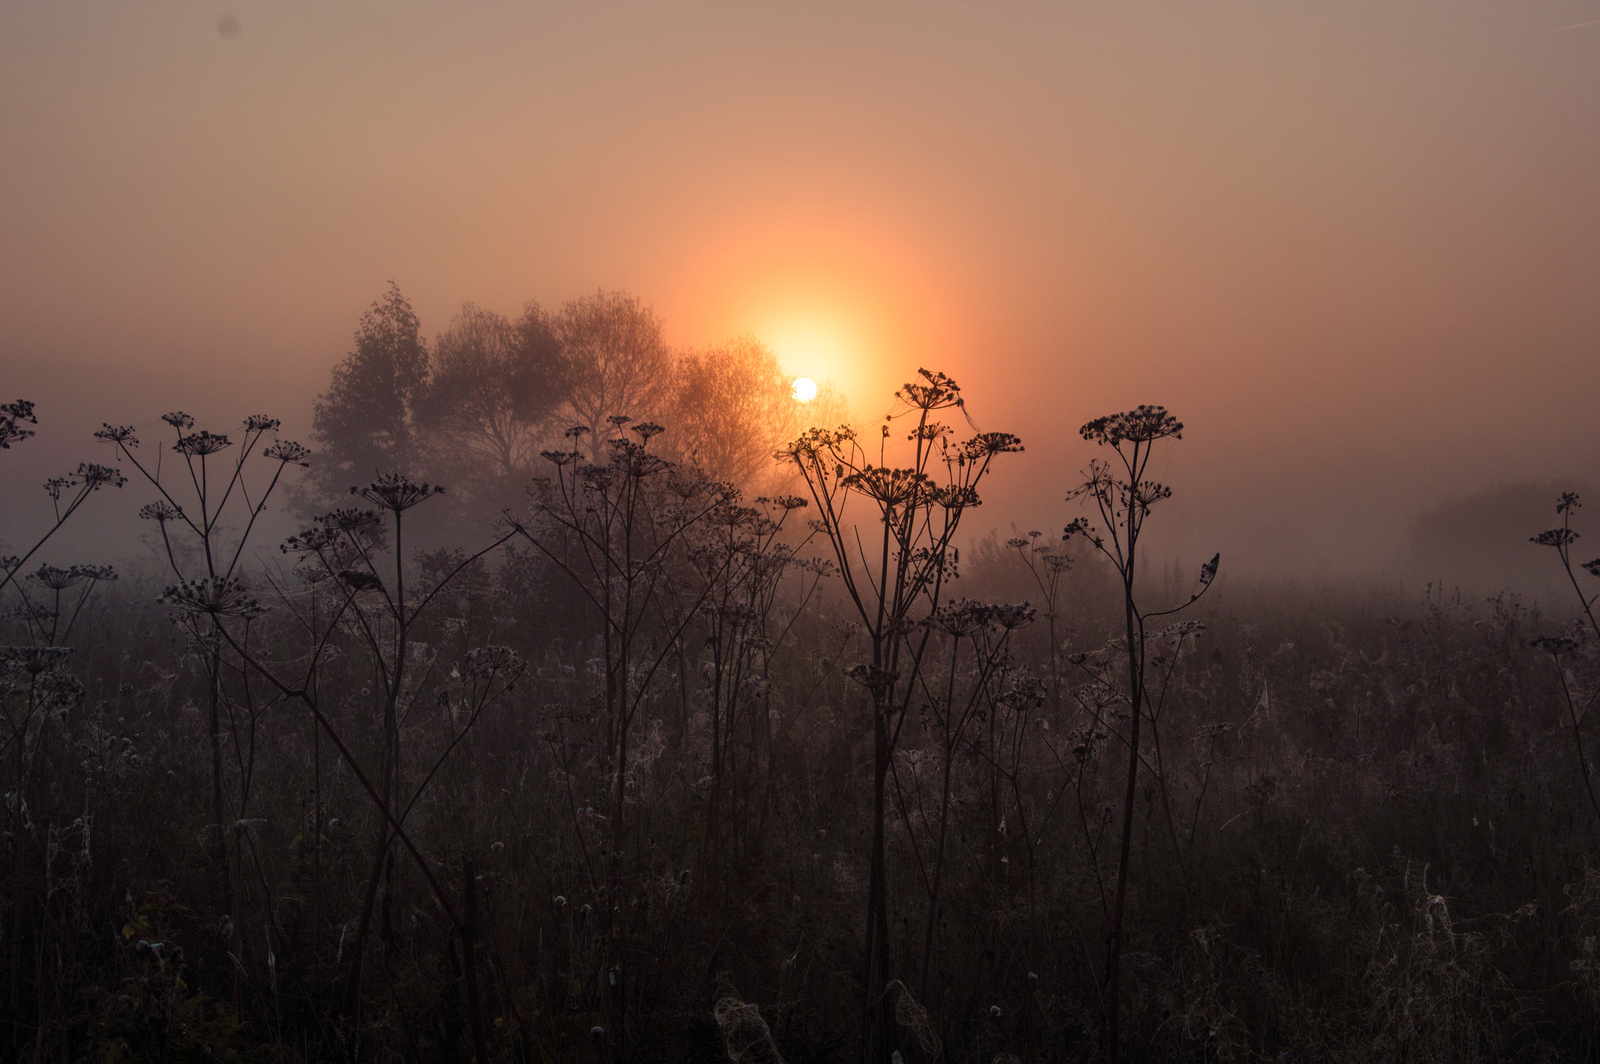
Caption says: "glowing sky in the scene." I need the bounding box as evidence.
[4,2,1599,578]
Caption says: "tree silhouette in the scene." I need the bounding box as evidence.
[415,301,569,499]
[552,290,673,460]
[301,284,430,510]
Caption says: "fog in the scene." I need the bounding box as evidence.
[5,2,1599,590]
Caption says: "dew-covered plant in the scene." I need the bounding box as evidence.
[1063,405,1216,1064]
[95,412,307,1001]
[1530,492,1600,822]
[781,368,1022,1061]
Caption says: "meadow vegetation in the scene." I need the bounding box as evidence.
[3,290,1599,1063]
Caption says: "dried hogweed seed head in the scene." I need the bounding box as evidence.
[354,473,444,512]
[76,463,125,488]
[1531,528,1580,548]
[159,577,266,618]
[1,646,73,675]
[95,423,138,447]
[263,440,311,467]
[174,431,232,457]
[0,400,37,449]
[29,564,115,590]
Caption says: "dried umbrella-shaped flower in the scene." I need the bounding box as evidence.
[159,576,266,619]
[263,440,311,467]
[0,646,73,675]
[45,464,126,500]
[28,564,116,591]
[174,431,232,457]
[1,400,37,449]
[353,473,444,512]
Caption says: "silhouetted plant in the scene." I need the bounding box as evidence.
[782,368,1022,1062]
[269,471,515,1057]
[1530,492,1600,823]
[96,411,307,1006]
[1063,405,1216,1064]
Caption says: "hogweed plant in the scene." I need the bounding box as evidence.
[892,598,1033,998]
[781,368,1022,1062]
[517,420,732,876]
[514,416,735,1056]
[0,402,121,1051]
[96,413,308,1004]
[266,473,517,1060]
[1062,405,1216,1064]
[682,491,823,908]
[1530,492,1600,823]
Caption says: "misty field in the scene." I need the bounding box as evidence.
[3,295,1599,1064]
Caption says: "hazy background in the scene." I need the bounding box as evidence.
[4,1,1598,595]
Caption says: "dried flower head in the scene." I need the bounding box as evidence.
[46,464,126,500]
[962,432,1025,458]
[29,564,116,591]
[1532,528,1580,549]
[159,577,265,618]
[77,463,126,488]
[140,501,183,523]
[761,494,808,512]
[1,400,37,449]
[1531,635,1582,656]
[174,431,232,457]
[632,421,665,441]
[928,600,994,637]
[243,415,281,432]
[897,369,963,411]
[466,645,523,680]
[1079,405,1183,446]
[353,473,444,512]
[263,440,311,467]
[0,645,73,675]
[280,523,339,554]
[161,412,195,431]
[95,423,139,447]
[990,603,1037,630]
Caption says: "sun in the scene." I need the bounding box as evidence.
[792,377,818,403]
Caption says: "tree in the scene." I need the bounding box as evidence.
[551,291,674,459]
[302,284,430,510]
[415,302,569,500]
[672,334,847,492]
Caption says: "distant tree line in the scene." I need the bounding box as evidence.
[299,284,847,522]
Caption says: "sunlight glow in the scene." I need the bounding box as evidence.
[792,377,818,403]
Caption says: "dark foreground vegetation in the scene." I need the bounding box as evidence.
[3,297,1599,1063]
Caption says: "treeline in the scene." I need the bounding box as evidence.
[302,285,847,524]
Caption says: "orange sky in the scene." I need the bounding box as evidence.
[4,2,1599,579]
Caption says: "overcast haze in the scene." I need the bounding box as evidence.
[4,2,1598,587]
